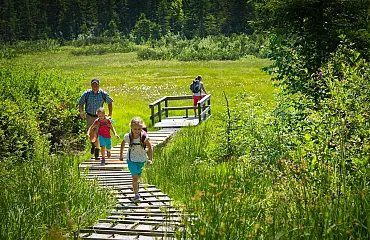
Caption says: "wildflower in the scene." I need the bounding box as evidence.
[191,195,201,201]
[266,216,273,224]
[359,189,364,197]
[254,223,260,231]
[215,192,222,198]
[219,222,226,232]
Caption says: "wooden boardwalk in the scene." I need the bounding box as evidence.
[79,129,190,239]
[149,95,211,128]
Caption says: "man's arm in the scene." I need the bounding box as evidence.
[79,104,85,119]
[108,103,113,117]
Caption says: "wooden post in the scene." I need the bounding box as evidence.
[150,105,155,126]
[198,103,201,123]
[158,103,162,122]
[165,99,168,117]
[208,97,211,115]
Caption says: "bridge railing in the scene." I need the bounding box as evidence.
[149,94,211,126]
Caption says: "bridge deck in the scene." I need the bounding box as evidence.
[153,116,208,128]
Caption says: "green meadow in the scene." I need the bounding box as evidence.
[14,48,274,143]
[5,42,370,239]
[3,47,277,239]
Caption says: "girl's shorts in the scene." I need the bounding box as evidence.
[98,135,112,149]
[127,159,146,176]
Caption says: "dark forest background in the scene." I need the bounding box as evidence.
[0,0,255,42]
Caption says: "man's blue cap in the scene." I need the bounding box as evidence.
[91,78,100,85]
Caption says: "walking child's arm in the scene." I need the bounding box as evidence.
[119,140,125,161]
[146,139,153,165]
[111,124,119,138]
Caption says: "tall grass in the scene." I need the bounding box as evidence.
[0,60,115,238]
[0,142,114,239]
[146,100,370,239]
[145,43,370,239]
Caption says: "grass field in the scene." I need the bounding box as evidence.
[14,47,275,143]
[10,48,278,238]
[9,46,370,239]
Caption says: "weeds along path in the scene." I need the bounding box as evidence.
[79,128,189,239]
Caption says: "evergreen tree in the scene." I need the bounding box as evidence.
[168,0,184,35]
[183,0,211,38]
[131,13,151,43]
[223,0,254,35]
[0,0,18,42]
[156,0,170,36]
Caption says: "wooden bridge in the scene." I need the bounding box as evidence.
[149,94,211,128]
[79,95,211,239]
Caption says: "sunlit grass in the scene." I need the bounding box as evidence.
[14,48,275,146]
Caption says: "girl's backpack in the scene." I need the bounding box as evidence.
[128,129,148,160]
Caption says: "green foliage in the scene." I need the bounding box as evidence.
[0,40,61,59]
[0,150,114,240]
[137,33,267,61]
[130,13,160,44]
[254,0,370,69]
[0,61,85,164]
[70,42,136,56]
[146,42,370,239]
[0,0,256,42]
[0,60,114,239]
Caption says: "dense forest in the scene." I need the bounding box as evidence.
[0,0,255,42]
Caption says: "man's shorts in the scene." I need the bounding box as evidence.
[86,114,98,129]
[193,95,204,106]
[98,135,112,149]
[127,159,146,176]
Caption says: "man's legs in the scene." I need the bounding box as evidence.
[86,114,100,159]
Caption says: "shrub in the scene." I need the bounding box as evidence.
[0,60,85,164]
[137,34,268,61]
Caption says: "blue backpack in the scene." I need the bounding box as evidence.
[190,79,201,93]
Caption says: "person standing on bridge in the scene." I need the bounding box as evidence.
[119,117,153,203]
[78,78,114,160]
[192,75,207,116]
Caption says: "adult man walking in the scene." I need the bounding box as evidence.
[78,78,114,159]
